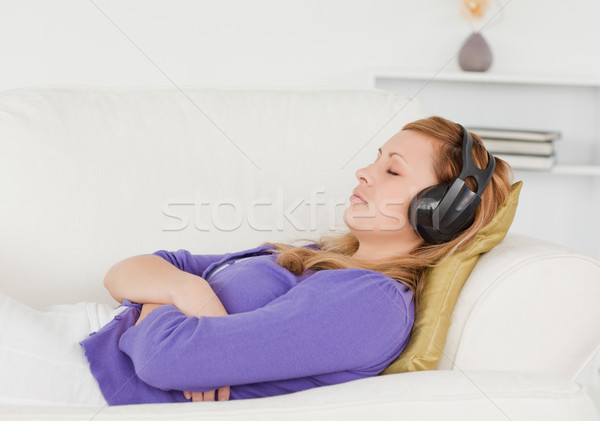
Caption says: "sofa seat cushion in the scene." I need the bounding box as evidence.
[0,370,595,421]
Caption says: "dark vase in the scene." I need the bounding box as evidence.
[458,32,493,72]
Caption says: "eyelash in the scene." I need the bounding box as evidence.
[375,155,400,176]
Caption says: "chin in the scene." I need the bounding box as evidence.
[342,207,362,233]
[342,207,352,230]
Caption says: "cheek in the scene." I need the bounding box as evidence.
[378,185,416,211]
[404,174,438,202]
[375,182,427,223]
[377,196,408,215]
[406,184,428,202]
[376,196,409,230]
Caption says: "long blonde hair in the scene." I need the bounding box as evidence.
[261,116,513,309]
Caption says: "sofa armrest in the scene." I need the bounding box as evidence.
[438,233,600,381]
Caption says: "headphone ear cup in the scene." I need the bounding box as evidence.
[409,184,450,244]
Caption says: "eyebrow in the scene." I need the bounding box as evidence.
[378,147,408,165]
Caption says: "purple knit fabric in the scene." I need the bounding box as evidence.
[80,244,414,405]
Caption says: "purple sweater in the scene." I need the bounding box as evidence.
[80,244,414,405]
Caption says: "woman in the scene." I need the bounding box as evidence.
[0,116,512,406]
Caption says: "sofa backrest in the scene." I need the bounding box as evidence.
[0,86,427,308]
[3,87,599,381]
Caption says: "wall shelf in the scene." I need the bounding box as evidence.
[548,165,600,176]
[369,70,600,173]
[368,70,600,88]
[515,165,600,176]
[369,70,600,260]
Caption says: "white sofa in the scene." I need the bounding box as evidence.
[1,86,599,420]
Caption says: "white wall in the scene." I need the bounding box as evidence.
[1,0,599,90]
[3,0,600,254]
[3,1,600,245]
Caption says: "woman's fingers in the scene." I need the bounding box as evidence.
[196,389,214,401]
[218,386,231,401]
[183,386,231,402]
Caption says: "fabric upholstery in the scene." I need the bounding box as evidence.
[381,181,522,374]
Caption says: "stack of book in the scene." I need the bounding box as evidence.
[468,127,561,170]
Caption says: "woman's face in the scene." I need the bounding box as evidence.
[344,129,439,241]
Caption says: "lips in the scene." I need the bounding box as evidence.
[351,189,367,204]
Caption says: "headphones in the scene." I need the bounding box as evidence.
[408,124,496,244]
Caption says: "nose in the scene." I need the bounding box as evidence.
[355,164,371,184]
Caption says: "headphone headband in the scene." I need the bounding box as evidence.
[457,125,496,196]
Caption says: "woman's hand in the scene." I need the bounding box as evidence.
[135,303,162,326]
[183,385,230,402]
[124,270,230,397]
[174,280,231,402]
[135,302,232,401]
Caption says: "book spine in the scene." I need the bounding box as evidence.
[469,128,562,142]
[494,153,556,170]
[481,138,554,156]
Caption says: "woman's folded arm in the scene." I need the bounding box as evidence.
[103,249,226,306]
[118,269,414,392]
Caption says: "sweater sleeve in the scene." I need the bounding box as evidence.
[118,269,413,392]
[152,249,226,277]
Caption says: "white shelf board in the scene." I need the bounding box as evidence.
[516,165,600,176]
[369,70,600,88]
[551,165,600,176]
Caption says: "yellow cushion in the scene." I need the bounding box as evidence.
[381,181,523,374]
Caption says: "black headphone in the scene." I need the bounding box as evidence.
[408,124,496,244]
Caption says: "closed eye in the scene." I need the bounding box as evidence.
[386,169,399,176]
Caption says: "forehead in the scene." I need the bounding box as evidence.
[380,130,438,164]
